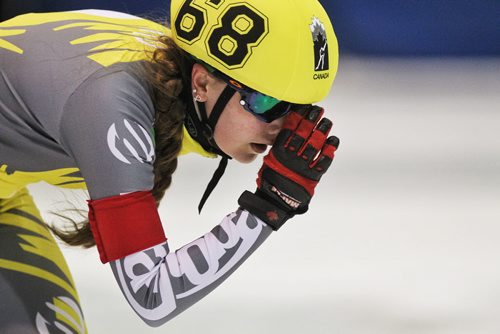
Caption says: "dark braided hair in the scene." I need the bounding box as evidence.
[50,35,193,247]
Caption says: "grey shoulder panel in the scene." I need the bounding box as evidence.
[59,64,156,199]
[0,12,160,197]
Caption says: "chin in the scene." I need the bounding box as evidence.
[234,153,258,164]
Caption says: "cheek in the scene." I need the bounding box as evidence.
[218,100,258,138]
[214,101,261,152]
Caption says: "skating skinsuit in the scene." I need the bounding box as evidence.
[0,10,273,332]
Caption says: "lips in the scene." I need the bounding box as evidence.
[251,143,268,154]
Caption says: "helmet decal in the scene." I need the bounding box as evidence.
[174,0,268,69]
[174,0,207,45]
[206,4,268,68]
[310,17,329,72]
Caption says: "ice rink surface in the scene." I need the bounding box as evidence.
[30,57,500,334]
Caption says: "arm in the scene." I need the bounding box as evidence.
[109,209,271,326]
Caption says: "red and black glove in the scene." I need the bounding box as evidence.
[238,105,339,231]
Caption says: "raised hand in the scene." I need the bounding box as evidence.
[238,105,339,230]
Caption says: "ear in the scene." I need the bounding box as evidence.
[191,63,210,102]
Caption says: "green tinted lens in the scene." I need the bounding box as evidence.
[245,93,280,114]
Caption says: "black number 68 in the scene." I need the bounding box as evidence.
[174,0,268,68]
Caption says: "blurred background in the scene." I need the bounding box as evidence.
[2,0,499,333]
[1,0,499,56]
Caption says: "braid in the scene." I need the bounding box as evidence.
[148,36,192,204]
[148,36,193,204]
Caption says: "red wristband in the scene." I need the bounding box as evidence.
[88,191,166,263]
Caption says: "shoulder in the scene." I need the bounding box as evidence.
[65,63,155,123]
[58,64,158,199]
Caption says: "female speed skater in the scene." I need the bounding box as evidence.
[0,0,339,332]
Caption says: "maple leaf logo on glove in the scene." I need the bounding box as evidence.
[266,210,279,222]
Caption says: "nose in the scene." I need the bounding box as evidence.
[267,116,285,141]
[271,114,285,127]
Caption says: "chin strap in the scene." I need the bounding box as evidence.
[184,85,236,213]
[198,156,228,213]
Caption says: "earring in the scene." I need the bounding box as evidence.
[192,89,202,102]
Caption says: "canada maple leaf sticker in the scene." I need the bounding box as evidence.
[266,210,279,222]
[310,17,329,72]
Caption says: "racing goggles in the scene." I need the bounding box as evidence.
[207,66,294,123]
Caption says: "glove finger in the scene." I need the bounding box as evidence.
[280,105,323,150]
[294,106,324,142]
[282,105,310,132]
[298,144,317,162]
[311,155,332,174]
[273,128,292,147]
[298,118,332,156]
[325,135,340,151]
[275,105,311,148]
[316,117,333,136]
[310,136,339,172]
[286,133,305,153]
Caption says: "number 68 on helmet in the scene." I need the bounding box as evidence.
[171,0,339,105]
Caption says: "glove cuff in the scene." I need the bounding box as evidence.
[238,190,293,231]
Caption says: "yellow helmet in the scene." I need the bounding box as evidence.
[170,0,338,104]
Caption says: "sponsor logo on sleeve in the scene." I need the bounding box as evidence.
[107,119,155,164]
[113,210,266,322]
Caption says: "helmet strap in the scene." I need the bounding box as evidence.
[204,85,235,136]
[184,85,235,159]
[198,156,228,213]
[183,84,236,212]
